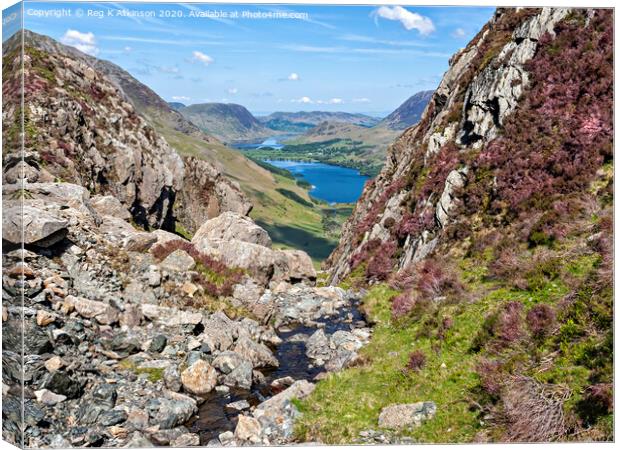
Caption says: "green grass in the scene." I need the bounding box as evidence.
[295,249,607,444]
[295,283,488,443]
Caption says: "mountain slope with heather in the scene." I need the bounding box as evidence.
[296,8,613,443]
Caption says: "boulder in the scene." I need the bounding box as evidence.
[280,249,317,281]
[159,249,195,272]
[90,195,132,220]
[233,336,279,368]
[65,295,119,325]
[34,389,66,406]
[193,239,288,285]
[212,351,247,374]
[123,232,158,252]
[3,206,68,247]
[170,433,200,447]
[149,391,198,429]
[377,402,437,429]
[192,212,271,247]
[141,304,202,327]
[255,380,315,412]
[180,360,218,395]
[151,229,185,246]
[234,415,262,443]
[222,360,253,390]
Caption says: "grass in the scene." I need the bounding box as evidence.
[295,248,607,444]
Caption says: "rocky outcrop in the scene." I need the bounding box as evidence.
[327,8,571,283]
[175,158,252,233]
[192,212,270,247]
[2,30,251,234]
[191,214,316,287]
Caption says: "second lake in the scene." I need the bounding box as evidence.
[264,160,370,204]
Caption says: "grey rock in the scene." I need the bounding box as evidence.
[234,336,279,368]
[2,206,68,247]
[149,334,168,353]
[192,212,272,248]
[164,365,182,392]
[159,249,195,272]
[377,402,437,429]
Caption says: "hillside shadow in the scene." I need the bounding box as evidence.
[256,221,336,262]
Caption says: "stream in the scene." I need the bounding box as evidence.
[186,292,367,444]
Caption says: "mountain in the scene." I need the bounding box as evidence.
[168,101,186,110]
[177,103,273,143]
[380,90,434,130]
[296,8,613,443]
[259,111,381,133]
[6,30,250,234]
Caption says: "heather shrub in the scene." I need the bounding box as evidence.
[578,383,613,425]
[496,302,524,344]
[394,209,436,240]
[365,240,398,281]
[437,316,453,340]
[526,304,556,339]
[390,292,416,319]
[354,178,405,239]
[406,350,426,372]
[476,358,505,396]
[474,10,612,217]
[151,239,243,298]
[501,376,570,442]
[416,258,463,300]
[417,141,461,201]
[472,301,524,351]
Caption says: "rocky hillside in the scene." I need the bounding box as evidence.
[178,103,273,143]
[303,8,612,443]
[259,111,380,133]
[2,28,376,449]
[2,30,250,234]
[380,90,434,130]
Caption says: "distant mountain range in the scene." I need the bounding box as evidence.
[175,103,272,143]
[380,90,434,130]
[257,111,381,133]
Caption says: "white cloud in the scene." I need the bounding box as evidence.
[452,28,467,38]
[287,72,300,81]
[192,50,214,66]
[171,96,190,101]
[228,87,238,94]
[372,6,435,35]
[293,97,344,105]
[123,46,132,53]
[353,97,371,103]
[317,98,344,105]
[292,96,313,104]
[60,29,99,56]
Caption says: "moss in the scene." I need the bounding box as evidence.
[135,367,165,383]
[175,222,193,240]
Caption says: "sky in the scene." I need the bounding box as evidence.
[6,2,494,116]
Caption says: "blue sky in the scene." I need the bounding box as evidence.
[9,2,494,115]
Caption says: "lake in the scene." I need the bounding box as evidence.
[264,160,369,204]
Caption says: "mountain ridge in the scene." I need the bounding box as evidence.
[178,102,273,143]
